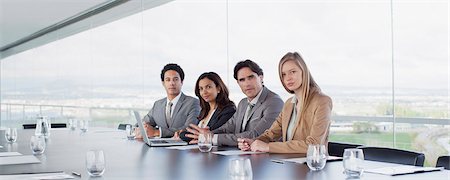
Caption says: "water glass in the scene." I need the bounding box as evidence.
[86,150,106,177]
[68,119,77,131]
[30,135,46,155]
[5,128,18,143]
[125,124,135,140]
[306,144,327,171]
[79,119,89,132]
[228,158,253,180]
[198,132,212,152]
[343,148,364,178]
[35,116,51,139]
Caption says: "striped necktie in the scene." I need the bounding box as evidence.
[165,102,173,126]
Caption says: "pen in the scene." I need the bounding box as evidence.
[271,159,284,164]
[72,171,81,177]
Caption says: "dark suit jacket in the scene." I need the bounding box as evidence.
[143,93,200,138]
[212,86,284,146]
[180,103,236,142]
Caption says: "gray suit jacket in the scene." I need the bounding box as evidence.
[212,86,283,146]
[143,93,200,137]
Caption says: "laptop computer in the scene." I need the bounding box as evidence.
[134,111,188,147]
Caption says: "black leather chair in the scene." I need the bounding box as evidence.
[328,141,362,157]
[23,123,67,129]
[118,123,132,130]
[358,146,425,166]
[436,156,449,170]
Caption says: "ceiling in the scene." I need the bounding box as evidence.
[0,0,108,50]
[0,0,172,60]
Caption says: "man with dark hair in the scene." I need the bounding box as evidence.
[187,60,283,146]
[136,63,200,138]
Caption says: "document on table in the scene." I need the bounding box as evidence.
[0,152,22,157]
[212,150,265,156]
[0,172,74,180]
[365,165,444,176]
[272,156,343,164]
[166,145,199,150]
[0,155,41,165]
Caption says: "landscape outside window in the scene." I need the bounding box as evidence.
[0,0,448,166]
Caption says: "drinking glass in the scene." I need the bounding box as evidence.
[35,116,51,138]
[228,158,253,180]
[343,148,364,178]
[68,119,77,131]
[5,128,17,143]
[30,135,46,155]
[125,124,135,140]
[306,144,327,171]
[198,132,212,152]
[79,119,89,132]
[86,150,106,177]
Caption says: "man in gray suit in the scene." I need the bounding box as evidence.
[187,60,283,146]
[136,63,200,138]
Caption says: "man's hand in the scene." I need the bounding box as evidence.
[135,123,159,139]
[237,138,254,151]
[185,124,210,144]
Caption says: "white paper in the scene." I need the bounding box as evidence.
[0,155,41,165]
[212,150,265,156]
[166,145,199,150]
[275,156,342,164]
[0,152,22,157]
[365,165,444,176]
[0,172,73,180]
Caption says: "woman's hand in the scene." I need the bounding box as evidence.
[185,124,210,144]
[250,140,269,152]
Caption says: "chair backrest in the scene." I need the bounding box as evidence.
[436,156,450,170]
[358,146,425,166]
[118,123,132,130]
[328,141,362,157]
[23,123,67,129]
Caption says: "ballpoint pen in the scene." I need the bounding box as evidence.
[71,171,81,177]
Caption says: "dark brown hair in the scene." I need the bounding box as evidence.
[195,72,234,120]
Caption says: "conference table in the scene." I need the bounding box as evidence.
[0,128,448,179]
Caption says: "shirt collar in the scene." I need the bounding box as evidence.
[247,88,263,106]
[167,92,182,106]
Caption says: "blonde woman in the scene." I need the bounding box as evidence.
[238,52,332,153]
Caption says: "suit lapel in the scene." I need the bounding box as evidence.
[170,93,185,127]
[282,99,294,142]
[160,99,169,128]
[207,109,220,128]
[236,100,247,132]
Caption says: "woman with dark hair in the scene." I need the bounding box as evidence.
[238,52,332,153]
[176,72,236,142]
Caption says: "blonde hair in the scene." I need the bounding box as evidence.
[278,52,321,111]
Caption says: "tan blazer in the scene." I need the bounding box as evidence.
[256,90,332,153]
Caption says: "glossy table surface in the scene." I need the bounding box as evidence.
[0,128,448,179]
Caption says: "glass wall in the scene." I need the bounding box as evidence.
[1,0,448,166]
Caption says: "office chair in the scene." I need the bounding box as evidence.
[22,123,67,129]
[328,141,362,157]
[436,156,449,170]
[118,123,132,130]
[358,146,425,166]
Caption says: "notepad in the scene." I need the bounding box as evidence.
[0,172,73,180]
[365,165,444,176]
[0,155,41,165]
[0,152,22,157]
[212,150,265,156]
[274,156,342,164]
[166,145,199,150]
